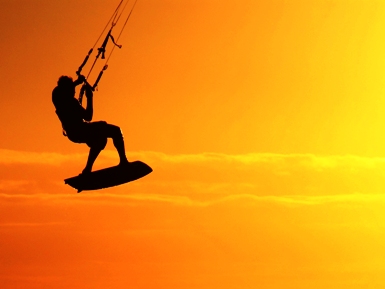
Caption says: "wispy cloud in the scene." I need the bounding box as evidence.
[1,191,383,210]
[0,180,33,191]
[0,149,85,165]
[1,149,385,199]
[215,192,385,206]
[3,148,385,171]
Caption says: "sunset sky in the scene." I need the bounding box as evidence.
[2,0,385,288]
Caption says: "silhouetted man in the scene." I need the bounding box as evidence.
[52,75,129,174]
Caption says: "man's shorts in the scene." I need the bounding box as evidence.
[67,121,108,149]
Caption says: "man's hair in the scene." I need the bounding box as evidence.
[57,76,74,87]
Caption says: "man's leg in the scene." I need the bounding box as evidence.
[86,122,129,168]
[111,126,129,165]
[83,147,102,174]
[103,124,129,165]
[83,123,108,173]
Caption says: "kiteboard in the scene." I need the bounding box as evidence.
[65,161,152,193]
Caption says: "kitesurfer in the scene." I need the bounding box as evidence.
[52,75,129,174]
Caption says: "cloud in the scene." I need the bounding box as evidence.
[0,180,33,191]
[0,149,85,165]
[215,192,385,207]
[3,148,385,171]
[1,149,385,199]
[1,190,383,212]
[139,151,385,198]
[0,192,207,208]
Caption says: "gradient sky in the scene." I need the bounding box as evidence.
[2,0,385,288]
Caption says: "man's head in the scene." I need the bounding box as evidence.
[57,75,73,86]
[57,76,75,97]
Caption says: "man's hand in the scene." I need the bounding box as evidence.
[74,74,86,86]
[84,82,93,99]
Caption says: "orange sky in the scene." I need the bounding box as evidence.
[2,0,385,288]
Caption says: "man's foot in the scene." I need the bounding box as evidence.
[80,167,92,176]
[118,159,130,167]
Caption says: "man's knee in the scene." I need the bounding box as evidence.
[87,137,107,150]
[109,125,123,138]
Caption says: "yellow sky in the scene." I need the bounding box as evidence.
[2,0,385,288]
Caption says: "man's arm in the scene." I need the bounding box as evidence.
[73,74,86,87]
[83,84,93,121]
